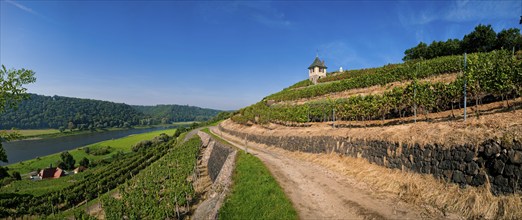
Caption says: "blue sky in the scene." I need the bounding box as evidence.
[0,0,519,110]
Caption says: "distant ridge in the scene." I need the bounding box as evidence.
[0,94,221,129]
[132,104,221,123]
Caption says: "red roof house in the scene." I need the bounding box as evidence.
[38,167,65,179]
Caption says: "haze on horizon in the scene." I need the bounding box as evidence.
[0,0,519,110]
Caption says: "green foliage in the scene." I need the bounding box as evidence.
[497,28,522,50]
[0,65,36,172]
[0,133,174,217]
[0,94,144,129]
[0,95,222,130]
[0,167,10,180]
[6,129,177,174]
[0,132,18,163]
[11,171,21,181]
[102,136,201,219]
[267,54,462,101]
[234,50,521,124]
[88,146,112,156]
[0,65,36,113]
[404,39,462,61]
[132,104,221,123]
[403,24,521,61]
[219,151,298,219]
[462,24,497,53]
[59,152,76,170]
[79,157,90,168]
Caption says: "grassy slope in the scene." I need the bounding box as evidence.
[7,128,177,174]
[1,166,98,196]
[1,129,176,196]
[218,150,297,220]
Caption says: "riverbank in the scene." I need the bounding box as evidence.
[1,123,187,141]
[5,128,177,174]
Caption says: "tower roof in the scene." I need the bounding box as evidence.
[308,57,327,69]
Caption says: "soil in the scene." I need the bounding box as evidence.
[210,127,461,219]
[224,98,522,146]
[279,73,457,105]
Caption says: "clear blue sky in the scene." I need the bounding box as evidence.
[1,0,519,110]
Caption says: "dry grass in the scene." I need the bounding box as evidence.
[279,73,458,105]
[267,146,522,219]
[223,98,522,146]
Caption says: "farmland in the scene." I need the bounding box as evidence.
[0,129,179,217]
[5,128,177,174]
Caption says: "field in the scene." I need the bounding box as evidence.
[6,128,177,174]
[1,129,60,138]
[100,135,201,219]
[0,130,178,217]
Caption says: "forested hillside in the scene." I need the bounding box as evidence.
[132,105,221,123]
[0,94,222,129]
[0,94,144,129]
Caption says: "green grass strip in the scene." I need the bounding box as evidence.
[219,151,297,220]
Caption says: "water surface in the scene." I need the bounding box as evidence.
[1,127,171,165]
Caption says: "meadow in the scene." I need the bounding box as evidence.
[6,128,177,174]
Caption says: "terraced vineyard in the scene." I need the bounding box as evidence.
[234,50,521,125]
[0,134,175,217]
[101,136,201,219]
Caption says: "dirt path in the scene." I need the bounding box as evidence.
[184,127,202,142]
[210,126,457,220]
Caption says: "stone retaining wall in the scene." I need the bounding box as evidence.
[205,139,232,183]
[194,131,236,220]
[218,125,522,195]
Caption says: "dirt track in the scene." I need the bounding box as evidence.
[210,126,458,220]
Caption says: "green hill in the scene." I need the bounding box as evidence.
[132,104,221,123]
[0,94,221,129]
[232,50,521,125]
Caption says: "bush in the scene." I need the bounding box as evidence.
[11,171,21,180]
[132,140,153,152]
[89,146,112,156]
[79,157,90,167]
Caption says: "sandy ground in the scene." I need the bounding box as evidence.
[210,126,460,220]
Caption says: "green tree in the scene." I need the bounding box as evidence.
[462,24,497,53]
[403,42,429,61]
[11,171,21,180]
[0,65,36,172]
[60,151,76,170]
[0,167,9,179]
[79,157,90,167]
[496,28,522,51]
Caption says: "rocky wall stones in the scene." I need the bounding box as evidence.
[218,125,522,195]
[208,141,232,182]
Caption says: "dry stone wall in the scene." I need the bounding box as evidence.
[207,140,233,182]
[218,125,522,195]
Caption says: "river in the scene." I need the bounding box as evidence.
[1,127,172,165]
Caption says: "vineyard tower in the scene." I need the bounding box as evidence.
[308,56,327,84]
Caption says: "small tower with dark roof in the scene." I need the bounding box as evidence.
[308,56,327,84]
